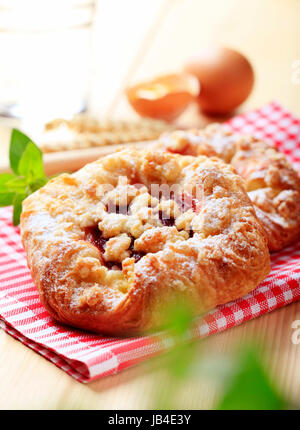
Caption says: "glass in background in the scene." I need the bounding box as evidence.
[0,0,95,134]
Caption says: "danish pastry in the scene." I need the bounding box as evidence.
[158,124,300,251]
[21,149,270,335]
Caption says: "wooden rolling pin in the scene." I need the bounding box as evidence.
[0,140,153,176]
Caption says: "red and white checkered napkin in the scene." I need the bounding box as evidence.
[0,101,299,383]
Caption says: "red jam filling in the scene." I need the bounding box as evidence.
[84,226,145,269]
[84,191,199,268]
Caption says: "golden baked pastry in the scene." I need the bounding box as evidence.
[20,149,270,335]
[158,124,300,251]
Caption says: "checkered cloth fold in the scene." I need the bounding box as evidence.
[0,101,299,382]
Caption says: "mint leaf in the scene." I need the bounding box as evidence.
[0,172,21,208]
[5,177,27,193]
[0,191,14,207]
[3,128,56,225]
[0,173,15,187]
[9,129,32,175]
[13,193,26,226]
[30,176,48,193]
[18,141,45,182]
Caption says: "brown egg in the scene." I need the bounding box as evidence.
[184,46,254,115]
[126,73,200,122]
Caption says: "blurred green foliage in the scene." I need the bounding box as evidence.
[218,346,286,410]
[153,302,293,410]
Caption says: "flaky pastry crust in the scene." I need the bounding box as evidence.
[21,149,270,335]
[158,124,300,251]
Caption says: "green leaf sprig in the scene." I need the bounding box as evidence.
[0,129,49,225]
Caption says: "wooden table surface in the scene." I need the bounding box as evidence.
[0,0,300,409]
